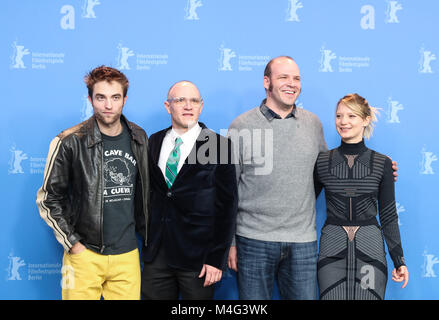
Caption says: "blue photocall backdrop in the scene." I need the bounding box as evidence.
[2,0,438,299]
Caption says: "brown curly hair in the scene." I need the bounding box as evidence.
[84,65,129,98]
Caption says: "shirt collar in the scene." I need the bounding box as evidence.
[259,99,296,121]
[170,122,202,145]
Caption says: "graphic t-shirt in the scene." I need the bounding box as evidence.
[101,123,138,255]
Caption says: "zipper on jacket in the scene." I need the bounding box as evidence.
[133,141,148,246]
[140,157,148,246]
[100,143,105,253]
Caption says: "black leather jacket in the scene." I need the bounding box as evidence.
[36,115,149,253]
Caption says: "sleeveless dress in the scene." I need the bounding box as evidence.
[314,140,405,300]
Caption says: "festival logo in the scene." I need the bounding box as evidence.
[5,250,61,282]
[6,252,26,281]
[8,144,45,175]
[8,145,28,174]
[422,250,439,278]
[218,43,269,72]
[386,96,404,124]
[60,1,101,30]
[420,147,437,175]
[10,41,65,70]
[10,41,30,69]
[285,0,303,22]
[385,1,403,24]
[419,46,436,74]
[116,43,135,70]
[116,43,168,71]
[319,44,370,73]
[361,2,403,30]
[319,45,337,72]
[185,0,202,20]
[81,0,100,18]
[218,44,236,71]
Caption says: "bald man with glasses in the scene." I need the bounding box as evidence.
[141,81,238,300]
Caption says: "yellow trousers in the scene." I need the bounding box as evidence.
[61,248,140,300]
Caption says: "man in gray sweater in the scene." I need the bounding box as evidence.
[227,56,327,299]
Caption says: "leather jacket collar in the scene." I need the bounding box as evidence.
[84,114,145,148]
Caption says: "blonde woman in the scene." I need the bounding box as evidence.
[314,93,408,300]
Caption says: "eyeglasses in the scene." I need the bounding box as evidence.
[167,97,203,107]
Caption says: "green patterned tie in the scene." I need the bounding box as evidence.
[165,137,183,188]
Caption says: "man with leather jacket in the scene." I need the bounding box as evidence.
[36,65,149,300]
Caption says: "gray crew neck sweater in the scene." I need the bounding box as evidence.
[228,105,327,244]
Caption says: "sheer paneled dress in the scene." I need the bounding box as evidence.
[314,140,405,300]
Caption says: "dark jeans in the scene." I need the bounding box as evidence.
[236,235,318,300]
[141,245,214,300]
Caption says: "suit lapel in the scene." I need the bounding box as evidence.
[171,124,211,187]
[150,126,171,166]
[149,127,171,189]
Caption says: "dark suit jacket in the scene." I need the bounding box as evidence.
[142,123,238,271]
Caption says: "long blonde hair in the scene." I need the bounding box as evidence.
[337,93,379,139]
